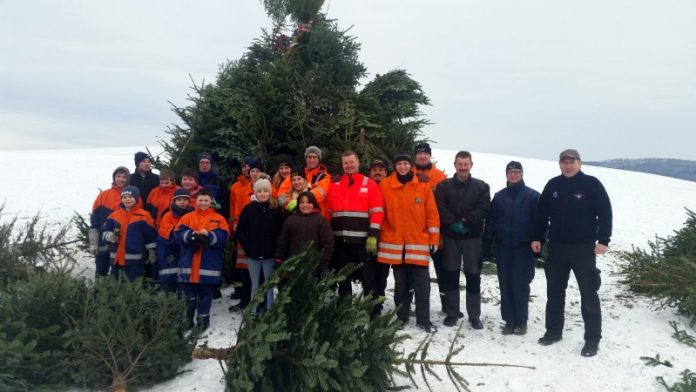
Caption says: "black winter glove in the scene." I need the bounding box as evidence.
[190,232,202,245]
[199,234,211,247]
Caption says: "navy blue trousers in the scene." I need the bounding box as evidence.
[182,283,215,327]
[495,244,535,326]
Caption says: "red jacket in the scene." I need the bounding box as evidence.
[325,173,384,244]
[377,173,440,266]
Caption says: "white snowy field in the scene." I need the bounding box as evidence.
[1,145,696,391]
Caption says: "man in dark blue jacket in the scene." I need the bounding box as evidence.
[532,149,612,357]
[483,161,540,336]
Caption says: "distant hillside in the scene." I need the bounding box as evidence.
[586,158,696,182]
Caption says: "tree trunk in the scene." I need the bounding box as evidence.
[112,374,127,392]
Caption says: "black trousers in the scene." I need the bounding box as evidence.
[370,254,391,309]
[441,236,482,319]
[393,263,430,324]
[544,242,602,343]
[496,244,535,326]
[331,241,376,297]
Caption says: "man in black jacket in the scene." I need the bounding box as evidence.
[532,149,612,357]
[435,151,490,329]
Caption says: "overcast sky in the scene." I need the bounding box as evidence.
[1,0,695,161]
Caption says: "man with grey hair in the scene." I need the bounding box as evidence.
[532,148,613,357]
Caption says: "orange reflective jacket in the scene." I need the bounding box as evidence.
[377,173,440,267]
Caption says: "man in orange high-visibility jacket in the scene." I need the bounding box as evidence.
[303,145,331,215]
[325,150,384,297]
[175,188,230,330]
[378,152,440,332]
[412,142,452,316]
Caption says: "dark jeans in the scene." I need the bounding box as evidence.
[496,244,535,326]
[393,263,430,324]
[182,283,215,327]
[331,240,375,297]
[544,242,602,343]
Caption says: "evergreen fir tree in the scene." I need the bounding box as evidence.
[160,0,430,179]
[620,208,696,326]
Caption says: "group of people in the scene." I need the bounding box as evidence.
[88,144,612,357]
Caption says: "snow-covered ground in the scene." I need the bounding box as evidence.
[2,146,696,391]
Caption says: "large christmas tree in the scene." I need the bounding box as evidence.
[161,0,430,178]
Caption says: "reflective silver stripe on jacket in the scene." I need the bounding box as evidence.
[405,244,430,251]
[199,269,221,277]
[369,207,384,214]
[331,211,369,218]
[427,227,440,233]
[333,230,368,237]
[406,254,430,262]
[362,176,369,186]
[369,223,381,230]
[377,252,402,260]
[145,242,157,249]
[314,187,326,198]
[379,242,403,250]
[98,245,109,252]
[159,267,179,275]
[183,230,192,244]
[178,268,220,277]
[110,253,143,260]
[209,232,217,246]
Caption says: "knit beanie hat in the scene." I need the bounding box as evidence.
[393,151,413,165]
[304,145,322,160]
[242,155,254,167]
[275,154,294,168]
[121,185,140,200]
[173,188,191,200]
[415,143,432,155]
[112,166,130,182]
[290,165,307,180]
[197,152,213,163]
[248,158,265,172]
[134,151,150,167]
[253,178,272,193]
[505,161,523,172]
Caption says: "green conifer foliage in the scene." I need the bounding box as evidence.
[66,278,195,391]
[161,6,429,179]
[224,248,404,391]
[0,272,87,391]
[620,209,696,326]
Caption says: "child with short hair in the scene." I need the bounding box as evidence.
[146,169,179,226]
[175,188,230,330]
[102,185,157,282]
[156,188,193,293]
[180,168,202,208]
[89,166,130,277]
